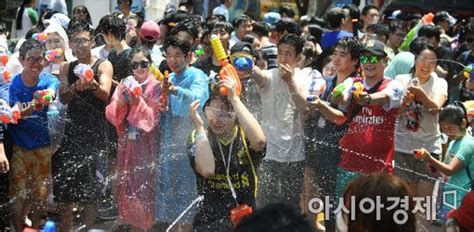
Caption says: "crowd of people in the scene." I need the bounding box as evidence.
[0,0,474,231]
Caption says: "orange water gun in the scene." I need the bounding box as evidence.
[32,32,48,42]
[33,90,53,111]
[74,63,94,83]
[122,77,142,96]
[210,34,242,96]
[45,48,63,63]
[0,101,20,124]
[230,203,253,228]
[0,66,11,84]
[351,82,364,100]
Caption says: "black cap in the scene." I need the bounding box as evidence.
[361,40,387,57]
[230,42,254,56]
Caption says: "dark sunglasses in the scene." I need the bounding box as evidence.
[360,55,380,64]
[130,60,150,70]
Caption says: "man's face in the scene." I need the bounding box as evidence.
[166,46,189,74]
[332,46,357,74]
[364,9,379,26]
[277,43,299,67]
[360,52,385,79]
[236,21,253,40]
[388,28,406,49]
[69,31,93,59]
[20,49,45,76]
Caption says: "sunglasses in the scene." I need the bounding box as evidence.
[130,60,150,70]
[360,55,380,64]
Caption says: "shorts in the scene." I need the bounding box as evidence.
[9,145,52,201]
[394,151,439,182]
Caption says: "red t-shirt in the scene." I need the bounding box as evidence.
[338,79,397,174]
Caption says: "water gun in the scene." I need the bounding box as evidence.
[122,76,142,96]
[351,82,364,100]
[150,63,164,82]
[233,55,253,71]
[45,48,63,63]
[0,54,7,66]
[403,79,419,106]
[0,100,20,124]
[331,82,346,99]
[0,66,11,84]
[306,77,326,102]
[73,63,94,83]
[400,13,434,51]
[161,71,169,110]
[33,90,53,111]
[42,220,56,232]
[230,203,253,228]
[413,149,436,173]
[32,32,48,42]
[195,46,205,57]
[210,34,242,96]
[463,63,474,81]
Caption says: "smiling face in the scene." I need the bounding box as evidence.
[414,48,437,81]
[130,52,151,81]
[440,121,464,140]
[205,96,236,136]
[360,51,384,80]
[20,49,45,76]
[165,46,189,74]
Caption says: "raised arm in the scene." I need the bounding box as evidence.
[189,100,215,178]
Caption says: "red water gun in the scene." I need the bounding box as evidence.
[45,48,63,63]
[0,101,20,124]
[210,34,242,96]
[0,66,11,84]
[230,203,253,228]
[73,63,94,83]
[33,90,53,111]
[122,76,142,96]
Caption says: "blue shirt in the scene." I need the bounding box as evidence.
[8,72,60,150]
[169,66,209,117]
[321,30,353,50]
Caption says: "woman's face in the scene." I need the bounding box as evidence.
[415,48,437,81]
[322,61,336,78]
[73,8,87,21]
[130,52,150,81]
[45,32,65,51]
[205,98,236,136]
[440,121,463,140]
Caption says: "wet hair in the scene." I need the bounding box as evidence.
[163,36,192,55]
[16,0,35,30]
[19,39,44,58]
[235,203,314,232]
[72,5,92,26]
[278,34,305,55]
[335,37,361,61]
[67,20,94,39]
[389,20,404,34]
[418,24,441,43]
[25,26,43,40]
[170,19,199,40]
[367,23,389,39]
[128,45,152,64]
[100,15,126,40]
[203,92,234,113]
[439,102,468,128]
[279,5,295,19]
[252,22,270,38]
[233,14,252,28]
[343,173,416,232]
[361,5,379,16]
[326,7,347,29]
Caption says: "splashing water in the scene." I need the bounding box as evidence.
[166,195,204,232]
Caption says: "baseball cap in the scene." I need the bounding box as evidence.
[263,12,281,27]
[230,42,254,55]
[447,192,474,231]
[139,21,160,42]
[361,40,387,57]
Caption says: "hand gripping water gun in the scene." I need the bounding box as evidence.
[33,90,53,111]
[122,76,142,96]
[0,100,20,124]
[306,75,326,102]
[161,71,169,110]
[400,13,434,51]
[413,149,437,173]
[463,63,474,81]
[331,82,346,99]
[210,34,242,96]
[32,32,48,42]
[45,48,63,63]
[351,81,364,100]
[150,63,164,81]
[403,79,419,106]
[73,63,94,83]
[230,203,253,228]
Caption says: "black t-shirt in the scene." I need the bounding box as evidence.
[108,48,132,82]
[188,127,264,230]
[192,57,220,76]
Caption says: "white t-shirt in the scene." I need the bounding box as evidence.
[229,32,241,50]
[258,67,312,162]
[394,73,448,154]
